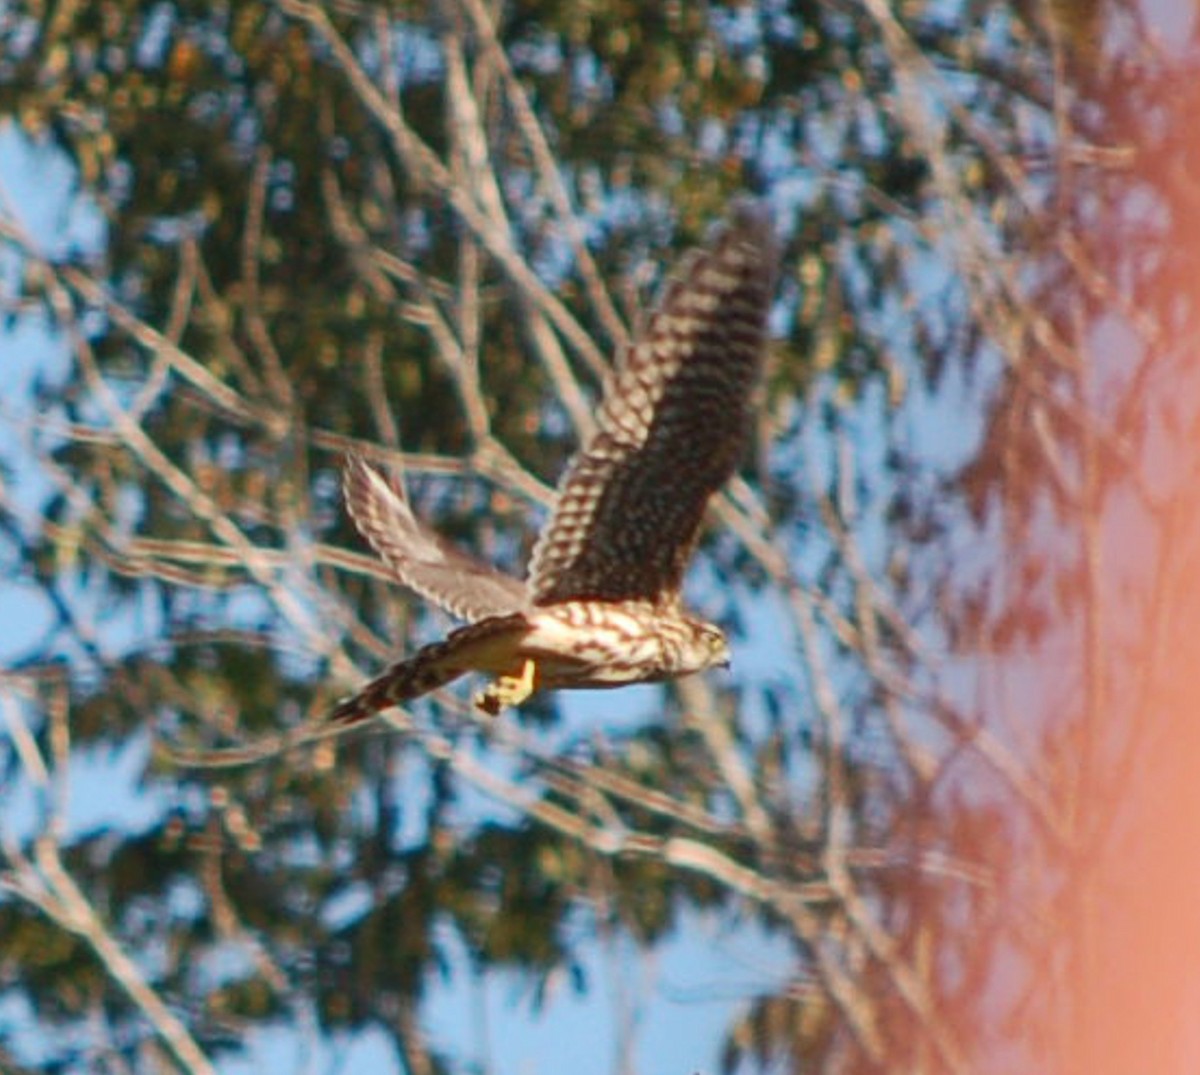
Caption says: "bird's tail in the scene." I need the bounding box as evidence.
[329,638,467,725]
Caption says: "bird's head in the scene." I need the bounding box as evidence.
[685,620,731,673]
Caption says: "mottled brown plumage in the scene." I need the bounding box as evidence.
[331,202,777,724]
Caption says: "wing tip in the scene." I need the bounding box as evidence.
[717,197,780,283]
[723,196,773,236]
[341,451,376,513]
[343,451,413,519]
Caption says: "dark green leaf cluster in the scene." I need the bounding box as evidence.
[0,0,1145,1071]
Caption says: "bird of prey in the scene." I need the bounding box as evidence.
[331,202,777,724]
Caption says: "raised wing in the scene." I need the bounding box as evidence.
[343,455,527,621]
[526,202,777,607]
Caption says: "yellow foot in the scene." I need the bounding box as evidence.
[474,659,537,716]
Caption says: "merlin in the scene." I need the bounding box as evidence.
[331,202,777,724]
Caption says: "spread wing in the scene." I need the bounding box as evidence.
[526,202,777,607]
[343,455,527,621]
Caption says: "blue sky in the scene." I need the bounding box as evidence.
[0,122,805,1075]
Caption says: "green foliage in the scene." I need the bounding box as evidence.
[0,0,1158,1071]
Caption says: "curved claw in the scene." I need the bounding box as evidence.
[474,659,537,716]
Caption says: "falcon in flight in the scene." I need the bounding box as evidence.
[331,203,777,724]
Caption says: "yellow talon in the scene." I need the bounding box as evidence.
[474,658,537,716]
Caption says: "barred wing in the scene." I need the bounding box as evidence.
[343,455,527,621]
[527,202,777,607]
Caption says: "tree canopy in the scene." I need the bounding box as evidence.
[0,1,1196,1073]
